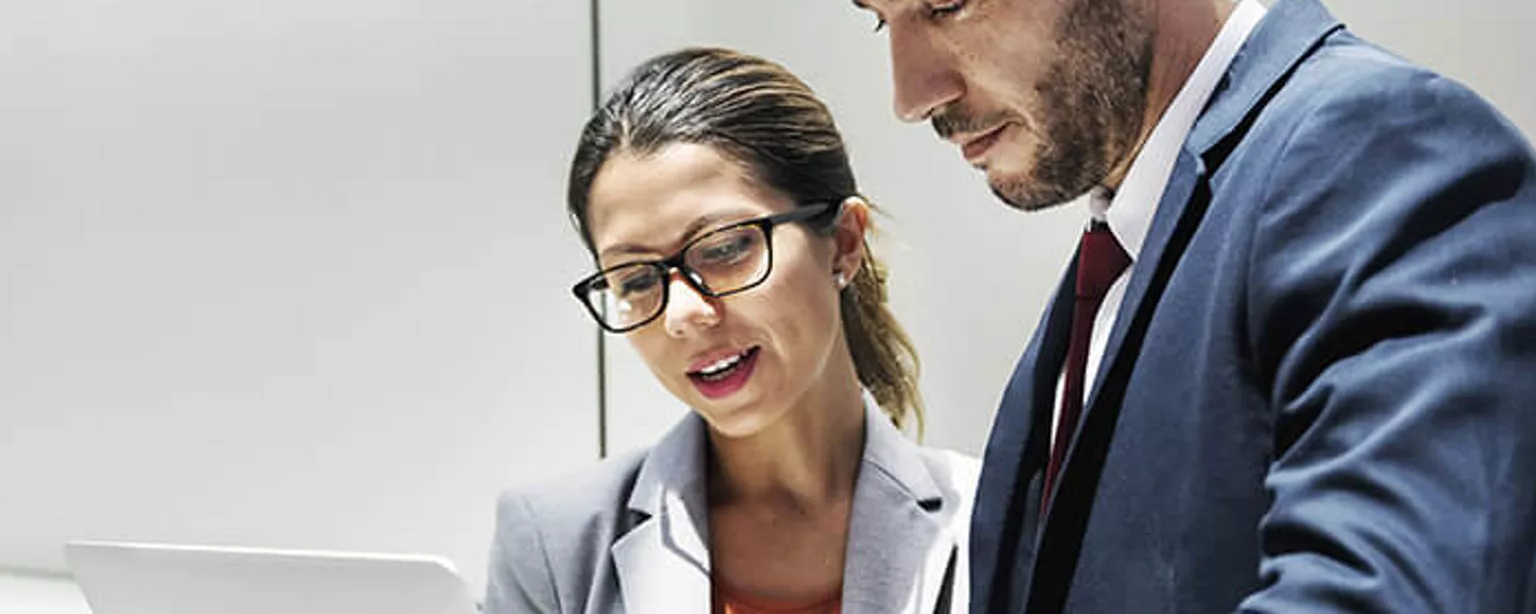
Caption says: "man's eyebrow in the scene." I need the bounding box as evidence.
[851,0,868,9]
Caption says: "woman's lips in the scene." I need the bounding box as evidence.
[688,347,759,400]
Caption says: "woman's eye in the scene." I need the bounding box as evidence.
[618,271,660,296]
[700,238,749,263]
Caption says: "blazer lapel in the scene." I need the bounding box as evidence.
[1028,144,1212,614]
[1045,0,1351,538]
[1079,151,1206,424]
[1187,0,1345,156]
[610,398,973,614]
[842,401,955,614]
[1025,1,1351,611]
[611,415,712,614]
[971,262,1076,613]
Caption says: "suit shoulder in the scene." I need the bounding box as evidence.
[492,448,647,574]
[486,450,648,613]
[496,447,647,541]
[1220,28,1532,217]
[1277,30,1515,139]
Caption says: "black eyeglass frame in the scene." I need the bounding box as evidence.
[572,201,843,334]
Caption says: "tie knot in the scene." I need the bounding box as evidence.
[1076,223,1130,300]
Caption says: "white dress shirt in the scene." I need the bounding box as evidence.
[1051,0,1268,447]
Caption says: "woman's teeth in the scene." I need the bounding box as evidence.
[698,352,744,377]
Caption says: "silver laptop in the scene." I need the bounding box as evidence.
[64,541,480,614]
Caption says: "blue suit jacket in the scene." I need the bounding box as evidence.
[969,0,1536,612]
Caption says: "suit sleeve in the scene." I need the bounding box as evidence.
[484,491,562,614]
[1238,66,1536,613]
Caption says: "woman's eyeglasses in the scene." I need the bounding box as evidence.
[573,202,841,333]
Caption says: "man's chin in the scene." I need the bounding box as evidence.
[988,172,1080,213]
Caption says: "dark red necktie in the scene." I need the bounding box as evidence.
[1042,220,1131,515]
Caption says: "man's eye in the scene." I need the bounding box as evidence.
[872,17,888,33]
[928,0,964,19]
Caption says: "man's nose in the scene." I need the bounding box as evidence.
[889,22,964,123]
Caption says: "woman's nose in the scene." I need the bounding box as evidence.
[662,271,721,337]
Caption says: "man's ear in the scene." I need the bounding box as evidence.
[831,196,871,284]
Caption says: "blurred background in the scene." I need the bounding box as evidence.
[2,0,1532,610]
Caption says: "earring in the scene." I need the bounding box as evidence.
[835,272,848,289]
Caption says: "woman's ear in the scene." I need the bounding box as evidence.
[831,196,870,285]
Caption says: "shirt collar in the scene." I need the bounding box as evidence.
[1099,0,1267,259]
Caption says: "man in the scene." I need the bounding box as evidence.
[851,0,1536,612]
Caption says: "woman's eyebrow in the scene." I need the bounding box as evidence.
[598,211,752,261]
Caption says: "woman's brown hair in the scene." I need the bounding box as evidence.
[566,47,924,434]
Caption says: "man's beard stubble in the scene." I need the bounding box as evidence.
[940,0,1154,212]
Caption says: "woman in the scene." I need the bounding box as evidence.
[486,47,977,614]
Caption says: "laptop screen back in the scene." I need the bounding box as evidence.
[64,541,480,614]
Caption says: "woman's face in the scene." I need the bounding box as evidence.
[584,143,863,438]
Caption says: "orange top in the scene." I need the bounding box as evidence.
[712,580,842,614]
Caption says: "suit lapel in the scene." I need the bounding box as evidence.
[612,415,712,614]
[1187,0,1345,155]
[842,401,955,614]
[1045,0,1351,537]
[1079,151,1205,427]
[611,496,711,614]
[611,401,963,614]
[1027,122,1214,614]
[971,263,1076,613]
[1020,1,1352,611]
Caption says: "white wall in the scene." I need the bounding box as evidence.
[1,0,1532,609]
[0,572,91,614]
[0,0,596,597]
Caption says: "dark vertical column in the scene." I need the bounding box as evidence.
[589,0,608,460]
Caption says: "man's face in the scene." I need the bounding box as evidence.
[855,0,1154,211]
